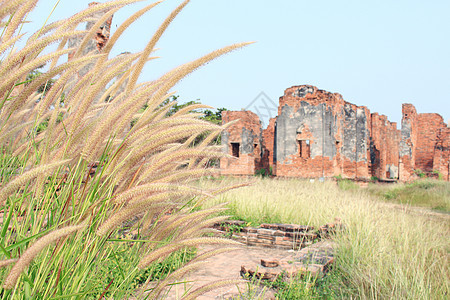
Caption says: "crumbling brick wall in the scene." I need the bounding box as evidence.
[415,114,446,172]
[261,117,276,174]
[370,114,401,179]
[399,104,418,181]
[220,111,263,175]
[432,127,450,181]
[221,86,448,181]
[399,104,449,181]
[274,85,372,179]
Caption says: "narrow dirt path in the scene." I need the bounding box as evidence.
[154,245,293,299]
[383,202,450,222]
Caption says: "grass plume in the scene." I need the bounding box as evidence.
[0,1,252,297]
[3,223,85,290]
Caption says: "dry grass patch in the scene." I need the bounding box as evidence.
[199,177,450,299]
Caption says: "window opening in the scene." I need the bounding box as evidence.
[231,142,240,158]
[298,140,310,158]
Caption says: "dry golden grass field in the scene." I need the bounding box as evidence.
[198,177,450,299]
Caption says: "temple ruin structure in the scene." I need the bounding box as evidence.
[220,85,449,181]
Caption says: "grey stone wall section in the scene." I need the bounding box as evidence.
[275,105,296,163]
[275,102,338,163]
[67,5,112,78]
[342,104,357,161]
[356,107,368,162]
[322,104,337,158]
[387,164,399,178]
[292,86,314,98]
[221,131,229,154]
[400,120,412,157]
[68,32,98,78]
[241,127,257,154]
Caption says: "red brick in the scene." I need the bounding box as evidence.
[221,86,449,182]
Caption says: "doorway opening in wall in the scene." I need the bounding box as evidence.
[298,139,311,158]
[231,142,240,158]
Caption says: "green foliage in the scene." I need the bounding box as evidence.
[432,170,443,180]
[239,268,341,300]
[414,169,426,178]
[90,246,196,299]
[255,167,273,177]
[157,95,227,124]
[35,112,63,134]
[203,107,227,125]
[25,67,55,94]
[219,221,248,238]
[255,168,266,177]
[337,179,359,191]
[367,179,450,212]
[273,273,340,299]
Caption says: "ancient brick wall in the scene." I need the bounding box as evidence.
[432,127,450,181]
[370,114,401,179]
[415,114,446,172]
[220,111,263,175]
[221,86,448,182]
[399,104,418,181]
[213,220,340,250]
[399,104,449,181]
[274,85,371,179]
[262,117,276,174]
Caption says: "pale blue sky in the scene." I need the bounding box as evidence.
[25,0,449,126]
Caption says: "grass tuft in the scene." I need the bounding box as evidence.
[366,178,450,212]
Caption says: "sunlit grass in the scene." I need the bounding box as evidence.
[366,178,450,212]
[199,177,450,299]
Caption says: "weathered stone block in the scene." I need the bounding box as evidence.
[261,259,280,268]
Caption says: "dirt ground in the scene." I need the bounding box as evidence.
[147,245,294,300]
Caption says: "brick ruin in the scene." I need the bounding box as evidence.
[220,85,449,181]
[67,2,130,98]
[68,2,113,64]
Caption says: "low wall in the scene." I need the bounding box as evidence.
[213,219,341,250]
